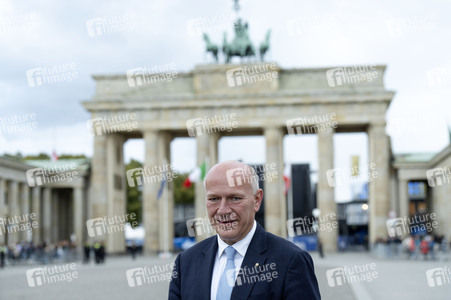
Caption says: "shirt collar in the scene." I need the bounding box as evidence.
[217,220,257,258]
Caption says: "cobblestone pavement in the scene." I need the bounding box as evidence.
[0,252,449,300]
[311,252,451,300]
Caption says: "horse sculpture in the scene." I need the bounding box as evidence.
[203,33,218,63]
[259,29,271,61]
[222,19,255,63]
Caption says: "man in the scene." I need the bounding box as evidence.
[169,161,320,299]
[0,244,5,268]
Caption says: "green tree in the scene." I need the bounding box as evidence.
[24,153,50,160]
[126,159,143,225]
[124,160,195,224]
[173,173,194,205]
[3,152,23,161]
[58,154,87,159]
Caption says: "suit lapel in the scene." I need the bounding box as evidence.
[232,224,268,300]
[198,236,218,300]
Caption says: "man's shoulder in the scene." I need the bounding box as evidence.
[179,235,216,259]
[260,229,312,258]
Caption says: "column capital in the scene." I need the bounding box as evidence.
[264,126,284,140]
[317,128,335,136]
[264,125,284,131]
[142,128,159,136]
[368,122,387,132]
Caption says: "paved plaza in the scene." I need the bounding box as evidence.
[0,251,449,300]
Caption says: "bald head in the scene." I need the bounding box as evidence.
[204,160,259,194]
[204,160,263,244]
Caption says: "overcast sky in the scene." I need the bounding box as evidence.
[1,0,451,201]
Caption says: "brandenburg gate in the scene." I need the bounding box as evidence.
[83,63,394,253]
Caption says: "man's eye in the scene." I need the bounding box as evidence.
[208,197,219,201]
[231,197,241,201]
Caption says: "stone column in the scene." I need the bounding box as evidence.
[432,177,451,237]
[264,127,285,237]
[8,181,19,244]
[105,134,126,253]
[195,133,210,240]
[52,189,59,242]
[158,132,174,252]
[0,178,5,245]
[73,187,83,251]
[209,132,220,166]
[31,187,41,244]
[20,184,30,241]
[42,187,52,244]
[278,130,286,238]
[317,129,337,252]
[143,130,160,253]
[89,134,108,221]
[194,132,219,241]
[368,123,390,247]
[398,179,409,221]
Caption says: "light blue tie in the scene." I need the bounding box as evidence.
[216,246,237,300]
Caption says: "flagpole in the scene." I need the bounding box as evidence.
[160,158,171,259]
[164,175,169,255]
[287,163,294,223]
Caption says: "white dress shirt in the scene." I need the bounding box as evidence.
[210,220,257,300]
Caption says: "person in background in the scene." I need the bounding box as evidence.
[0,244,6,268]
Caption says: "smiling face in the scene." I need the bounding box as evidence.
[205,161,263,245]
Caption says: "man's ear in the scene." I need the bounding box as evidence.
[254,189,263,212]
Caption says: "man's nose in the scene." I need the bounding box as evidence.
[217,198,231,214]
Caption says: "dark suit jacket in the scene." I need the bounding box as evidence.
[169,223,321,299]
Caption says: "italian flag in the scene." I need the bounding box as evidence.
[183,161,207,188]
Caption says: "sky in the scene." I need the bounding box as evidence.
[1,0,451,201]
